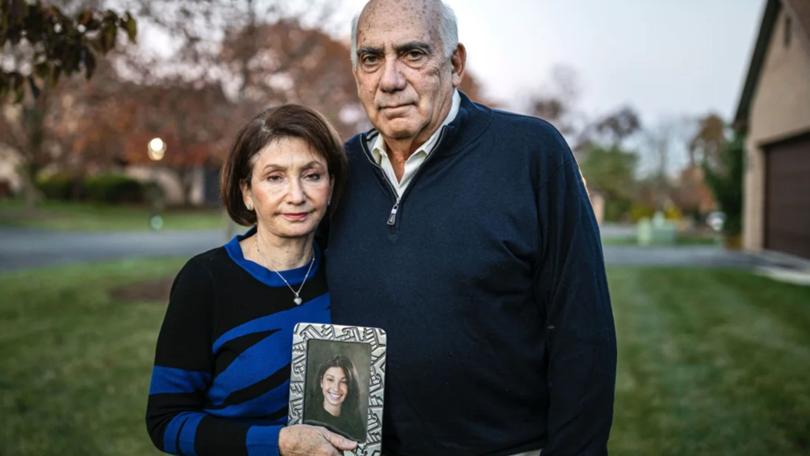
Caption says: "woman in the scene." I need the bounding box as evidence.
[305,355,365,442]
[146,105,355,455]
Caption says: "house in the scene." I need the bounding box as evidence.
[735,0,810,259]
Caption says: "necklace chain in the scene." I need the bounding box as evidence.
[254,236,315,305]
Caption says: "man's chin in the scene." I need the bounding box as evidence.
[378,123,419,141]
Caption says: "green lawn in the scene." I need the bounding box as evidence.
[609,267,810,454]
[0,259,183,455]
[0,200,230,231]
[1,261,809,455]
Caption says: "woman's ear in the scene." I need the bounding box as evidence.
[240,180,254,211]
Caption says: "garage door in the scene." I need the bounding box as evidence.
[764,132,810,259]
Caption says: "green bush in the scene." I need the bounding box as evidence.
[703,134,744,236]
[34,173,159,204]
[35,173,83,200]
[83,174,146,203]
[629,203,656,223]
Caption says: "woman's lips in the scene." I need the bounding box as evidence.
[282,212,310,222]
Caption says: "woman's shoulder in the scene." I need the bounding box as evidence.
[173,246,230,287]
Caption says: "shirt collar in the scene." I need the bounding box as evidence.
[371,89,461,164]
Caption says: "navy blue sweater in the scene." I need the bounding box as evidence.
[326,93,616,455]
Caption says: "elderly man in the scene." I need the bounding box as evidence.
[326,0,617,455]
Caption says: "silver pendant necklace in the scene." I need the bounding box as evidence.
[255,237,315,305]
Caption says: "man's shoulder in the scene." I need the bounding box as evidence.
[460,96,567,145]
[344,130,372,156]
[488,106,566,142]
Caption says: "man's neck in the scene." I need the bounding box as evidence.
[378,90,460,179]
[382,137,428,178]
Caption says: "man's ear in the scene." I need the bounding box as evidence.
[450,43,467,87]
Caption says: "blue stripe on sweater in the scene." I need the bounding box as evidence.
[246,425,284,456]
[149,366,211,395]
[206,294,329,407]
[207,336,291,406]
[163,412,194,453]
[178,413,204,455]
[224,229,322,288]
[211,293,330,354]
[206,379,290,418]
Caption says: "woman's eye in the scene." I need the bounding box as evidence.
[266,174,283,183]
[304,173,322,181]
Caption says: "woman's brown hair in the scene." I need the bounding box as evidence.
[220,104,348,226]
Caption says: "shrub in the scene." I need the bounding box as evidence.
[35,173,83,200]
[84,174,146,203]
[703,134,743,236]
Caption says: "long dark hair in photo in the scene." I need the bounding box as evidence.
[314,354,361,416]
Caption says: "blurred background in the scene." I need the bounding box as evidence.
[1,0,809,454]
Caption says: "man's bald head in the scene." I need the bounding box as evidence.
[350,0,458,69]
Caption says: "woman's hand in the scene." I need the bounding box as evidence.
[279,424,358,456]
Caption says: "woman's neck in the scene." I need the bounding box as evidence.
[247,226,314,270]
[323,401,342,417]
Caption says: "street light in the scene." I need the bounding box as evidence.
[146,137,167,231]
[147,137,166,161]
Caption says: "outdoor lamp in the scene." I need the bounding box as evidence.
[147,137,166,161]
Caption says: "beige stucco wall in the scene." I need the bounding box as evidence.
[744,5,810,251]
[125,165,205,206]
[0,146,22,193]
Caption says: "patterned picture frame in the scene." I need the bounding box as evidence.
[288,323,387,456]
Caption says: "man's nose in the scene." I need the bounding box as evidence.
[379,57,406,93]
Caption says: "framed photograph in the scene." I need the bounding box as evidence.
[288,323,387,456]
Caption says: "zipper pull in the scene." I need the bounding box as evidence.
[386,202,399,226]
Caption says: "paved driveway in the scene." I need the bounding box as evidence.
[0,227,228,272]
[1,227,807,273]
[602,245,768,268]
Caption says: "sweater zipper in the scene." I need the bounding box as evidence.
[360,128,448,227]
[359,137,401,225]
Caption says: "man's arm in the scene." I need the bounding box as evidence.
[535,150,617,455]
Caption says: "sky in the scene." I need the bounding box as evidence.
[336,0,765,126]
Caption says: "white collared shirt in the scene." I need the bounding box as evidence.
[369,90,461,197]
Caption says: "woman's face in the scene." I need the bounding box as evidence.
[242,137,333,242]
[320,366,348,408]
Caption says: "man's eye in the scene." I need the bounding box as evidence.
[405,50,424,61]
[361,54,380,66]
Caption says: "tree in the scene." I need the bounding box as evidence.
[1,0,136,206]
[667,113,728,221]
[689,113,726,167]
[703,132,743,236]
[218,18,363,138]
[589,106,641,149]
[578,145,638,221]
[118,82,236,205]
[1,0,136,103]
[670,165,715,221]
[528,65,582,138]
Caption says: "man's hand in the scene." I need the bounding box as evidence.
[278,424,358,456]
